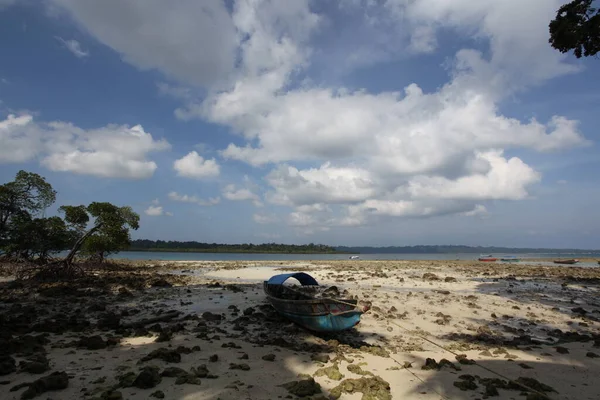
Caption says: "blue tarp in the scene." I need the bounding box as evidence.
[266,272,319,286]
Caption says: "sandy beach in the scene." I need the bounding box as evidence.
[1,259,599,400]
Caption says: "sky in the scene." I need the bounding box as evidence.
[1,0,599,248]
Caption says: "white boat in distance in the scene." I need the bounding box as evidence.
[349,255,360,260]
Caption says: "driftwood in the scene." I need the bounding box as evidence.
[121,311,181,328]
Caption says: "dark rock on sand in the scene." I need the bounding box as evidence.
[140,348,181,363]
[202,312,222,322]
[422,358,459,371]
[229,363,250,371]
[311,354,329,363]
[155,330,172,342]
[19,353,50,374]
[0,355,17,375]
[454,375,478,391]
[279,377,322,397]
[150,278,172,288]
[150,390,165,398]
[133,366,161,389]
[422,273,440,281]
[209,354,218,362]
[555,346,569,354]
[262,354,276,361]
[10,371,69,400]
[314,364,344,381]
[586,352,599,358]
[329,376,391,400]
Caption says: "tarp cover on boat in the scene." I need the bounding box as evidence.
[266,272,319,286]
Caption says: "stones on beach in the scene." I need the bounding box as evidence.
[555,346,569,354]
[279,377,322,397]
[329,376,391,400]
[0,355,17,376]
[18,353,50,374]
[311,354,330,364]
[586,351,599,358]
[78,335,109,350]
[229,363,250,371]
[262,353,276,361]
[209,354,219,362]
[421,358,460,371]
[202,311,223,322]
[453,375,478,391]
[444,276,457,282]
[155,330,172,342]
[133,366,162,389]
[150,278,172,288]
[422,273,440,281]
[314,364,344,381]
[150,390,165,398]
[10,371,69,400]
[139,347,182,363]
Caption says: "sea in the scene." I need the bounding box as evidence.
[108,251,600,264]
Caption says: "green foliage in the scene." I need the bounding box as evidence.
[1,170,140,265]
[549,0,600,58]
[3,215,72,261]
[0,170,56,238]
[61,202,140,261]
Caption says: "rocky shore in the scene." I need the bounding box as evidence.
[1,260,599,399]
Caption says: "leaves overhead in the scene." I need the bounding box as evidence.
[549,0,600,58]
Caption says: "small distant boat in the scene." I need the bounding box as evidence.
[478,255,497,262]
[500,256,520,262]
[349,255,360,260]
[263,272,368,332]
[553,259,579,265]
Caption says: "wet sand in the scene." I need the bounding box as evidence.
[1,260,599,399]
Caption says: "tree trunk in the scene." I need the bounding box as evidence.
[64,223,103,265]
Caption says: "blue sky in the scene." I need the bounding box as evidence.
[1,0,599,248]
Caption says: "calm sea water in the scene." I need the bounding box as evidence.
[109,251,600,262]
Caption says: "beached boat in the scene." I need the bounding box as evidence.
[553,259,579,265]
[500,256,520,262]
[478,255,497,262]
[263,272,368,332]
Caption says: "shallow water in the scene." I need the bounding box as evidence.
[106,251,600,262]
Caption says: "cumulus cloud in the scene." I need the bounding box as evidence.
[0,114,170,178]
[144,205,163,216]
[168,191,220,206]
[173,151,220,179]
[222,184,262,207]
[50,0,236,86]
[55,37,89,58]
[47,0,591,232]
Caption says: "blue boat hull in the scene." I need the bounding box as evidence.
[278,310,363,332]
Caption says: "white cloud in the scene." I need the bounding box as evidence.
[253,213,278,224]
[144,205,163,216]
[0,114,170,178]
[173,151,220,179]
[50,0,236,87]
[44,0,591,233]
[222,184,262,207]
[168,191,220,206]
[55,37,89,58]
[266,163,376,206]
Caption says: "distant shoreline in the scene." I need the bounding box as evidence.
[126,248,355,254]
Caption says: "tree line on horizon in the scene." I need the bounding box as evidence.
[129,240,343,254]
